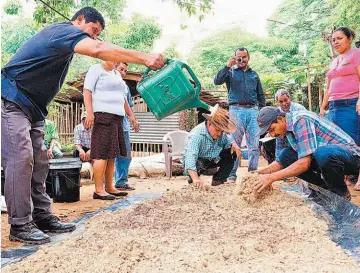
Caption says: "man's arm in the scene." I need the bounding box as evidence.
[74,38,165,70]
[255,156,312,192]
[256,76,266,108]
[257,160,283,174]
[214,66,230,85]
[124,100,140,132]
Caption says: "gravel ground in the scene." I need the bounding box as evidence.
[3,174,360,273]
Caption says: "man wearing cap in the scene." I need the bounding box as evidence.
[214,47,265,183]
[254,107,360,200]
[183,112,241,188]
[260,89,306,163]
[74,111,92,162]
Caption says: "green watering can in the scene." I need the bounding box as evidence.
[137,59,213,121]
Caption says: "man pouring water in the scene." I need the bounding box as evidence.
[214,47,266,182]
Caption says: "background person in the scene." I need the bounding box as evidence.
[1,6,165,245]
[255,107,360,201]
[183,112,241,188]
[44,119,63,159]
[74,111,92,162]
[320,27,360,145]
[214,47,265,182]
[275,88,306,114]
[319,27,360,190]
[84,61,139,200]
[114,62,139,191]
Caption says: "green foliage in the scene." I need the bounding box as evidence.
[187,27,299,90]
[79,0,126,22]
[163,41,181,60]
[1,19,36,54]
[33,0,75,26]
[3,0,22,15]
[102,13,162,72]
[170,0,213,21]
[33,0,126,27]
[60,142,75,152]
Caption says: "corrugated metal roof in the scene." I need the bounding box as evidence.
[130,112,180,144]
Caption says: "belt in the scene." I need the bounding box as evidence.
[229,103,255,108]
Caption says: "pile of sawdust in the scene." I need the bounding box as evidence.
[235,172,272,204]
[4,182,359,273]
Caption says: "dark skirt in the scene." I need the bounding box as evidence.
[91,112,127,160]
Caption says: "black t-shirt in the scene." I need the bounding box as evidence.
[1,22,89,122]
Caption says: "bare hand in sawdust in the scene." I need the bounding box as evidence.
[254,174,273,193]
[193,179,204,188]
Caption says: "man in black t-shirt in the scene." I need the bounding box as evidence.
[1,7,166,245]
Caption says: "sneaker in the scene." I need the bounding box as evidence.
[35,215,76,233]
[115,184,135,191]
[211,180,225,186]
[10,222,50,245]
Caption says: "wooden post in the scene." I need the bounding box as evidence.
[306,67,312,111]
[318,86,323,109]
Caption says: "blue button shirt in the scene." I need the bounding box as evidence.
[214,66,265,107]
[184,122,233,173]
[1,22,89,122]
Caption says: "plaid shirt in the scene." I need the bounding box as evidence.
[184,122,233,172]
[275,110,360,161]
[74,123,92,149]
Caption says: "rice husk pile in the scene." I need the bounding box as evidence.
[4,182,359,273]
[235,172,271,204]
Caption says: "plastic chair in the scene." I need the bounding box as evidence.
[162,130,190,178]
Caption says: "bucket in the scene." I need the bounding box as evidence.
[46,158,82,203]
[137,59,210,120]
[259,137,276,164]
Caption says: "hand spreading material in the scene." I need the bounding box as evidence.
[235,172,272,204]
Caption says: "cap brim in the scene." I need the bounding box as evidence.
[256,124,271,137]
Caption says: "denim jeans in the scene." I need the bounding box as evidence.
[278,146,359,197]
[187,148,236,183]
[229,106,260,178]
[114,131,131,187]
[328,98,360,146]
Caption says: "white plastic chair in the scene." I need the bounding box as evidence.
[162,130,190,178]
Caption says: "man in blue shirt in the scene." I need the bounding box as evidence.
[114,62,139,191]
[1,7,166,245]
[214,47,265,182]
[184,113,241,188]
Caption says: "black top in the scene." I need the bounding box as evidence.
[1,22,89,122]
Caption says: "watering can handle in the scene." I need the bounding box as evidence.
[180,63,201,94]
[142,59,171,79]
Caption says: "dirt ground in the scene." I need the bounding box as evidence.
[1,158,360,251]
[3,167,360,272]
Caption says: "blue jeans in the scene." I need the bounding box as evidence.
[328,98,360,146]
[114,131,131,187]
[229,106,260,178]
[278,146,359,197]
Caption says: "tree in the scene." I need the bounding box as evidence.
[170,0,214,22]
[1,19,36,62]
[187,27,298,89]
[163,41,181,60]
[32,0,126,26]
[3,0,22,15]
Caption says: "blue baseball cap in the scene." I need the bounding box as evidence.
[256,107,282,136]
